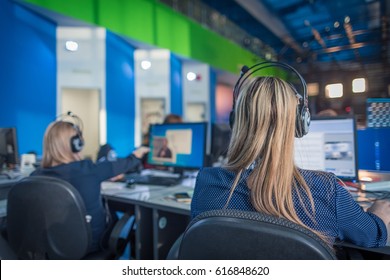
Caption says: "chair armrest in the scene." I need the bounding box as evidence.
[166,234,183,260]
[108,211,135,258]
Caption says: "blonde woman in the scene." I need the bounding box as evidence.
[31,119,149,253]
[191,76,390,248]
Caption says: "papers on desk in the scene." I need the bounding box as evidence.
[164,190,194,204]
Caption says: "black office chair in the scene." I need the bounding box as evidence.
[167,209,336,260]
[6,176,133,260]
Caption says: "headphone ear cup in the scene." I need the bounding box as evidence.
[70,134,84,153]
[229,110,235,129]
[295,106,310,138]
[302,108,311,136]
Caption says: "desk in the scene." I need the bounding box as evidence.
[101,182,192,260]
[102,171,390,260]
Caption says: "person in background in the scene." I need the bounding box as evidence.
[31,117,149,253]
[156,138,172,158]
[96,143,126,182]
[316,108,338,117]
[163,114,183,124]
[191,76,390,249]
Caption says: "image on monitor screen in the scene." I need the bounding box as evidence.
[294,116,358,182]
[0,127,19,167]
[147,122,207,169]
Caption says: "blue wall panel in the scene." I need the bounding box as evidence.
[106,32,136,156]
[209,68,216,123]
[0,0,56,156]
[170,54,182,116]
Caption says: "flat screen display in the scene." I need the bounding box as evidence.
[147,122,207,169]
[294,116,358,182]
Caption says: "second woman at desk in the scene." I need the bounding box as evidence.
[191,74,390,248]
[31,114,149,253]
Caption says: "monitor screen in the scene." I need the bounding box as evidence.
[0,127,19,167]
[211,123,231,162]
[147,122,207,169]
[294,116,358,182]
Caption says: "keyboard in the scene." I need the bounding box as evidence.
[125,174,182,187]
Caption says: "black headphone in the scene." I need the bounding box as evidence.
[229,61,310,138]
[56,111,84,153]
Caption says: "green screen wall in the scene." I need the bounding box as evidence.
[25,0,266,74]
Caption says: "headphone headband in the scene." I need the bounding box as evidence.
[230,61,310,138]
[56,111,84,132]
[233,61,307,106]
[55,111,84,153]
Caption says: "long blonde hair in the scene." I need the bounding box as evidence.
[41,121,82,168]
[226,76,325,240]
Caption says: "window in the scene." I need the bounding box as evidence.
[352,78,366,93]
[325,83,343,98]
[307,83,319,96]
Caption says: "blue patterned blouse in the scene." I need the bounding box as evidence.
[191,167,388,247]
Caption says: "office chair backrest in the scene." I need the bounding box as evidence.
[7,176,91,259]
[169,209,336,260]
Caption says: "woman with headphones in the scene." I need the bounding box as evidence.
[191,64,390,249]
[31,114,149,253]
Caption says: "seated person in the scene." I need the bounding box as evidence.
[316,108,338,117]
[163,113,183,124]
[31,116,149,253]
[191,75,390,248]
[156,138,172,158]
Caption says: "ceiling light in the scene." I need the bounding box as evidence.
[344,16,350,24]
[140,60,151,70]
[334,21,340,28]
[65,41,78,52]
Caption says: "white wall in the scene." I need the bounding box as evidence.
[182,62,211,153]
[56,27,106,145]
[134,49,171,146]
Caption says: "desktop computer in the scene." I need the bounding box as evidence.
[127,122,208,186]
[294,116,358,182]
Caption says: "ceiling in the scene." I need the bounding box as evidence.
[177,0,389,74]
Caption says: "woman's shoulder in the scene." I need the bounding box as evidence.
[298,168,337,179]
[197,166,235,180]
[298,168,339,190]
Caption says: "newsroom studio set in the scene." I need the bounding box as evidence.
[1,0,390,273]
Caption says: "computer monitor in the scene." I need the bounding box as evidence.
[147,122,207,170]
[0,127,19,167]
[294,116,358,182]
[210,123,231,163]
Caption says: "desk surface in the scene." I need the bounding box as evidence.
[102,173,390,258]
[101,181,192,215]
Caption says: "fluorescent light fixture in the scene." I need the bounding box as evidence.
[140,60,151,70]
[352,78,366,93]
[325,83,343,98]
[186,72,197,81]
[65,40,78,52]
